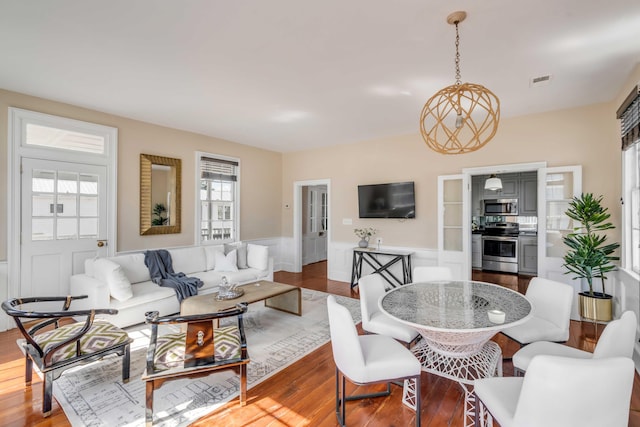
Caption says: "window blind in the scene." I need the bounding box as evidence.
[200,156,238,181]
[616,84,640,151]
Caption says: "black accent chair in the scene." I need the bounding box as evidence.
[141,303,249,426]
[1,295,132,417]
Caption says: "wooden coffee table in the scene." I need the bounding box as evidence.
[180,280,302,317]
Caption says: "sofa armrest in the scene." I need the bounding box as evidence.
[69,274,111,310]
[267,257,274,281]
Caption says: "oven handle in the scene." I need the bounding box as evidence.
[482,235,519,242]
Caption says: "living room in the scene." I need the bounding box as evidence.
[1,1,640,426]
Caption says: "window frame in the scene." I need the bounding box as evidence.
[195,152,240,245]
[622,143,640,276]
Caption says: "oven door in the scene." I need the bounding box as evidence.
[482,236,518,263]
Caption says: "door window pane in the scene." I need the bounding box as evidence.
[25,123,105,154]
[32,194,55,216]
[79,174,98,194]
[57,218,77,239]
[79,196,98,217]
[32,170,55,193]
[57,194,77,217]
[57,172,78,194]
[32,218,54,241]
[79,218,98,238]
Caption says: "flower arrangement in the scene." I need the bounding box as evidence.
[354,227,378,239]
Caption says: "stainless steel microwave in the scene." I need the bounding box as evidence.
[483,199,518,216]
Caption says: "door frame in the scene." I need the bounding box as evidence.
[6,108,117,330]
[462,161,547,274]
[293,179,331,273]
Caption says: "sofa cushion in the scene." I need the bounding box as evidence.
[93,258,133,301]
[168,247,207,274]
[110,281,176,310]
[108,253,151,284]
[204,245,225,271]
[214,250,238,272]
[247,244,269,270]
[225,242,248,269]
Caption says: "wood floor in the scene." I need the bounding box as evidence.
[1,263,640,426]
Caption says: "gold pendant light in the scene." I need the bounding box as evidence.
[420,11,500,155]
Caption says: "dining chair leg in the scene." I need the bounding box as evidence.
[336,368,346,426]
[42,371,54,417]
[145,381,154,427]
[122,343,131,383]
[25,354,33,386]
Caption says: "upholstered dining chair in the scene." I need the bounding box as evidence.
[474,355,634,427]
[412,266,453,282]
[141,303,249,426]
[500,277,574,346]
[1,295,132,417]
[512,310,637,375]
[327,295,422,427]
[358,274,420,346]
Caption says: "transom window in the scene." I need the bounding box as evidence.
[25,123,105,154]
[198,154,239,243]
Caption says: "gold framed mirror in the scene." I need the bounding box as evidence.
[140,154,181,235]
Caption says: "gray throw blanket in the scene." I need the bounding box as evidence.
[144,249,203,302]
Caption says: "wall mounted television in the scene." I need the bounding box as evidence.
[358,181,416,219]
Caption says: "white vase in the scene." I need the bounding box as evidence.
[358,238,369,248]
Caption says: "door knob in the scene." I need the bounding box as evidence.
[97,240,107,248]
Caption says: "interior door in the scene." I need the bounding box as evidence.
[20,158,109,297]
[537,165,582,318]
[302,185,328,265]
[437,174,470,280]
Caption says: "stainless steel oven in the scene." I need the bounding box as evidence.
[483,199,518,216]
[482,223,519,274]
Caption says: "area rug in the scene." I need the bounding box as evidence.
[52,289,360,427]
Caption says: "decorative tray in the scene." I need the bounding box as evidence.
[215,288,245,301]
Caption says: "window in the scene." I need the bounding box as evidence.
[619,85,640,274]
[198,154,239,244]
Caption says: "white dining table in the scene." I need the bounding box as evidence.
[379,280,532,427]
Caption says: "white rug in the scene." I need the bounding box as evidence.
[52,289,360,427]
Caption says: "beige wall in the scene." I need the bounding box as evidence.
[0,89,283,259]
[282,97,625,249]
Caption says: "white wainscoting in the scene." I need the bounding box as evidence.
[615,268,640,373]
[0,261,9,332]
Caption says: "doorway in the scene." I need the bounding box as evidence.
[7,108,117,311]
[293,179,330,273]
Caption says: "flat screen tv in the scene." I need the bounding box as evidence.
[358,181,416,219]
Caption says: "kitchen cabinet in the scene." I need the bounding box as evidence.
[472,234,482,269]
[519,171,538,215]
[483,173,519,198]
[518,235,538,274]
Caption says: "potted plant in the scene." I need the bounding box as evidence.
[152,203,168,226]
[354,227,377,248]
[563,193,620,322]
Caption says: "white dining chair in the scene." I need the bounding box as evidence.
[500,277,573,346]
[327,295,422,427]
[358,274,420,346]
[412,266,453,282]
[512,310,637,375]
[474,355,634,427]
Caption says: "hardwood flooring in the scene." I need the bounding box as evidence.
[1,263,640,426]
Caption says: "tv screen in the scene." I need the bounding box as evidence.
[358,182,416,219]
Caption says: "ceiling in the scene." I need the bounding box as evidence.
[1,1,639,153]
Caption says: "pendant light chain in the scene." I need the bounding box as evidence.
[454,21,461,86]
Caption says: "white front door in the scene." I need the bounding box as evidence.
[437,174,471,280]
[20,158,109,297]
[6,108,117,318]
[537,165,582,318]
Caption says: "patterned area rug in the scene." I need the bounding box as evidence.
[52,289,360,426]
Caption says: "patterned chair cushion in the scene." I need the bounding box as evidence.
[33,320,130,365]
[153,325,241,371]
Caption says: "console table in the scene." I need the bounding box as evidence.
[350,247,413,289]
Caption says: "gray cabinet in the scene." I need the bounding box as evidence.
[483,173,519,198]
[518,235,538,274]
[472,234,482,269]
[519,172,538,215]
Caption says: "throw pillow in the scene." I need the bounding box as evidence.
[214,249,239,272]
[225,242,248,269]
[247,244,269,271]
[94,258,133,302]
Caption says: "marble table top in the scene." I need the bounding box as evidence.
[380,280,532,333]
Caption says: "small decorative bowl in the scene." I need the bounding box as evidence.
[488,309,506,324]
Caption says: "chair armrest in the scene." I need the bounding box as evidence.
[145,303,248,325]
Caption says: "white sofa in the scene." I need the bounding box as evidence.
[70,243,273,328]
